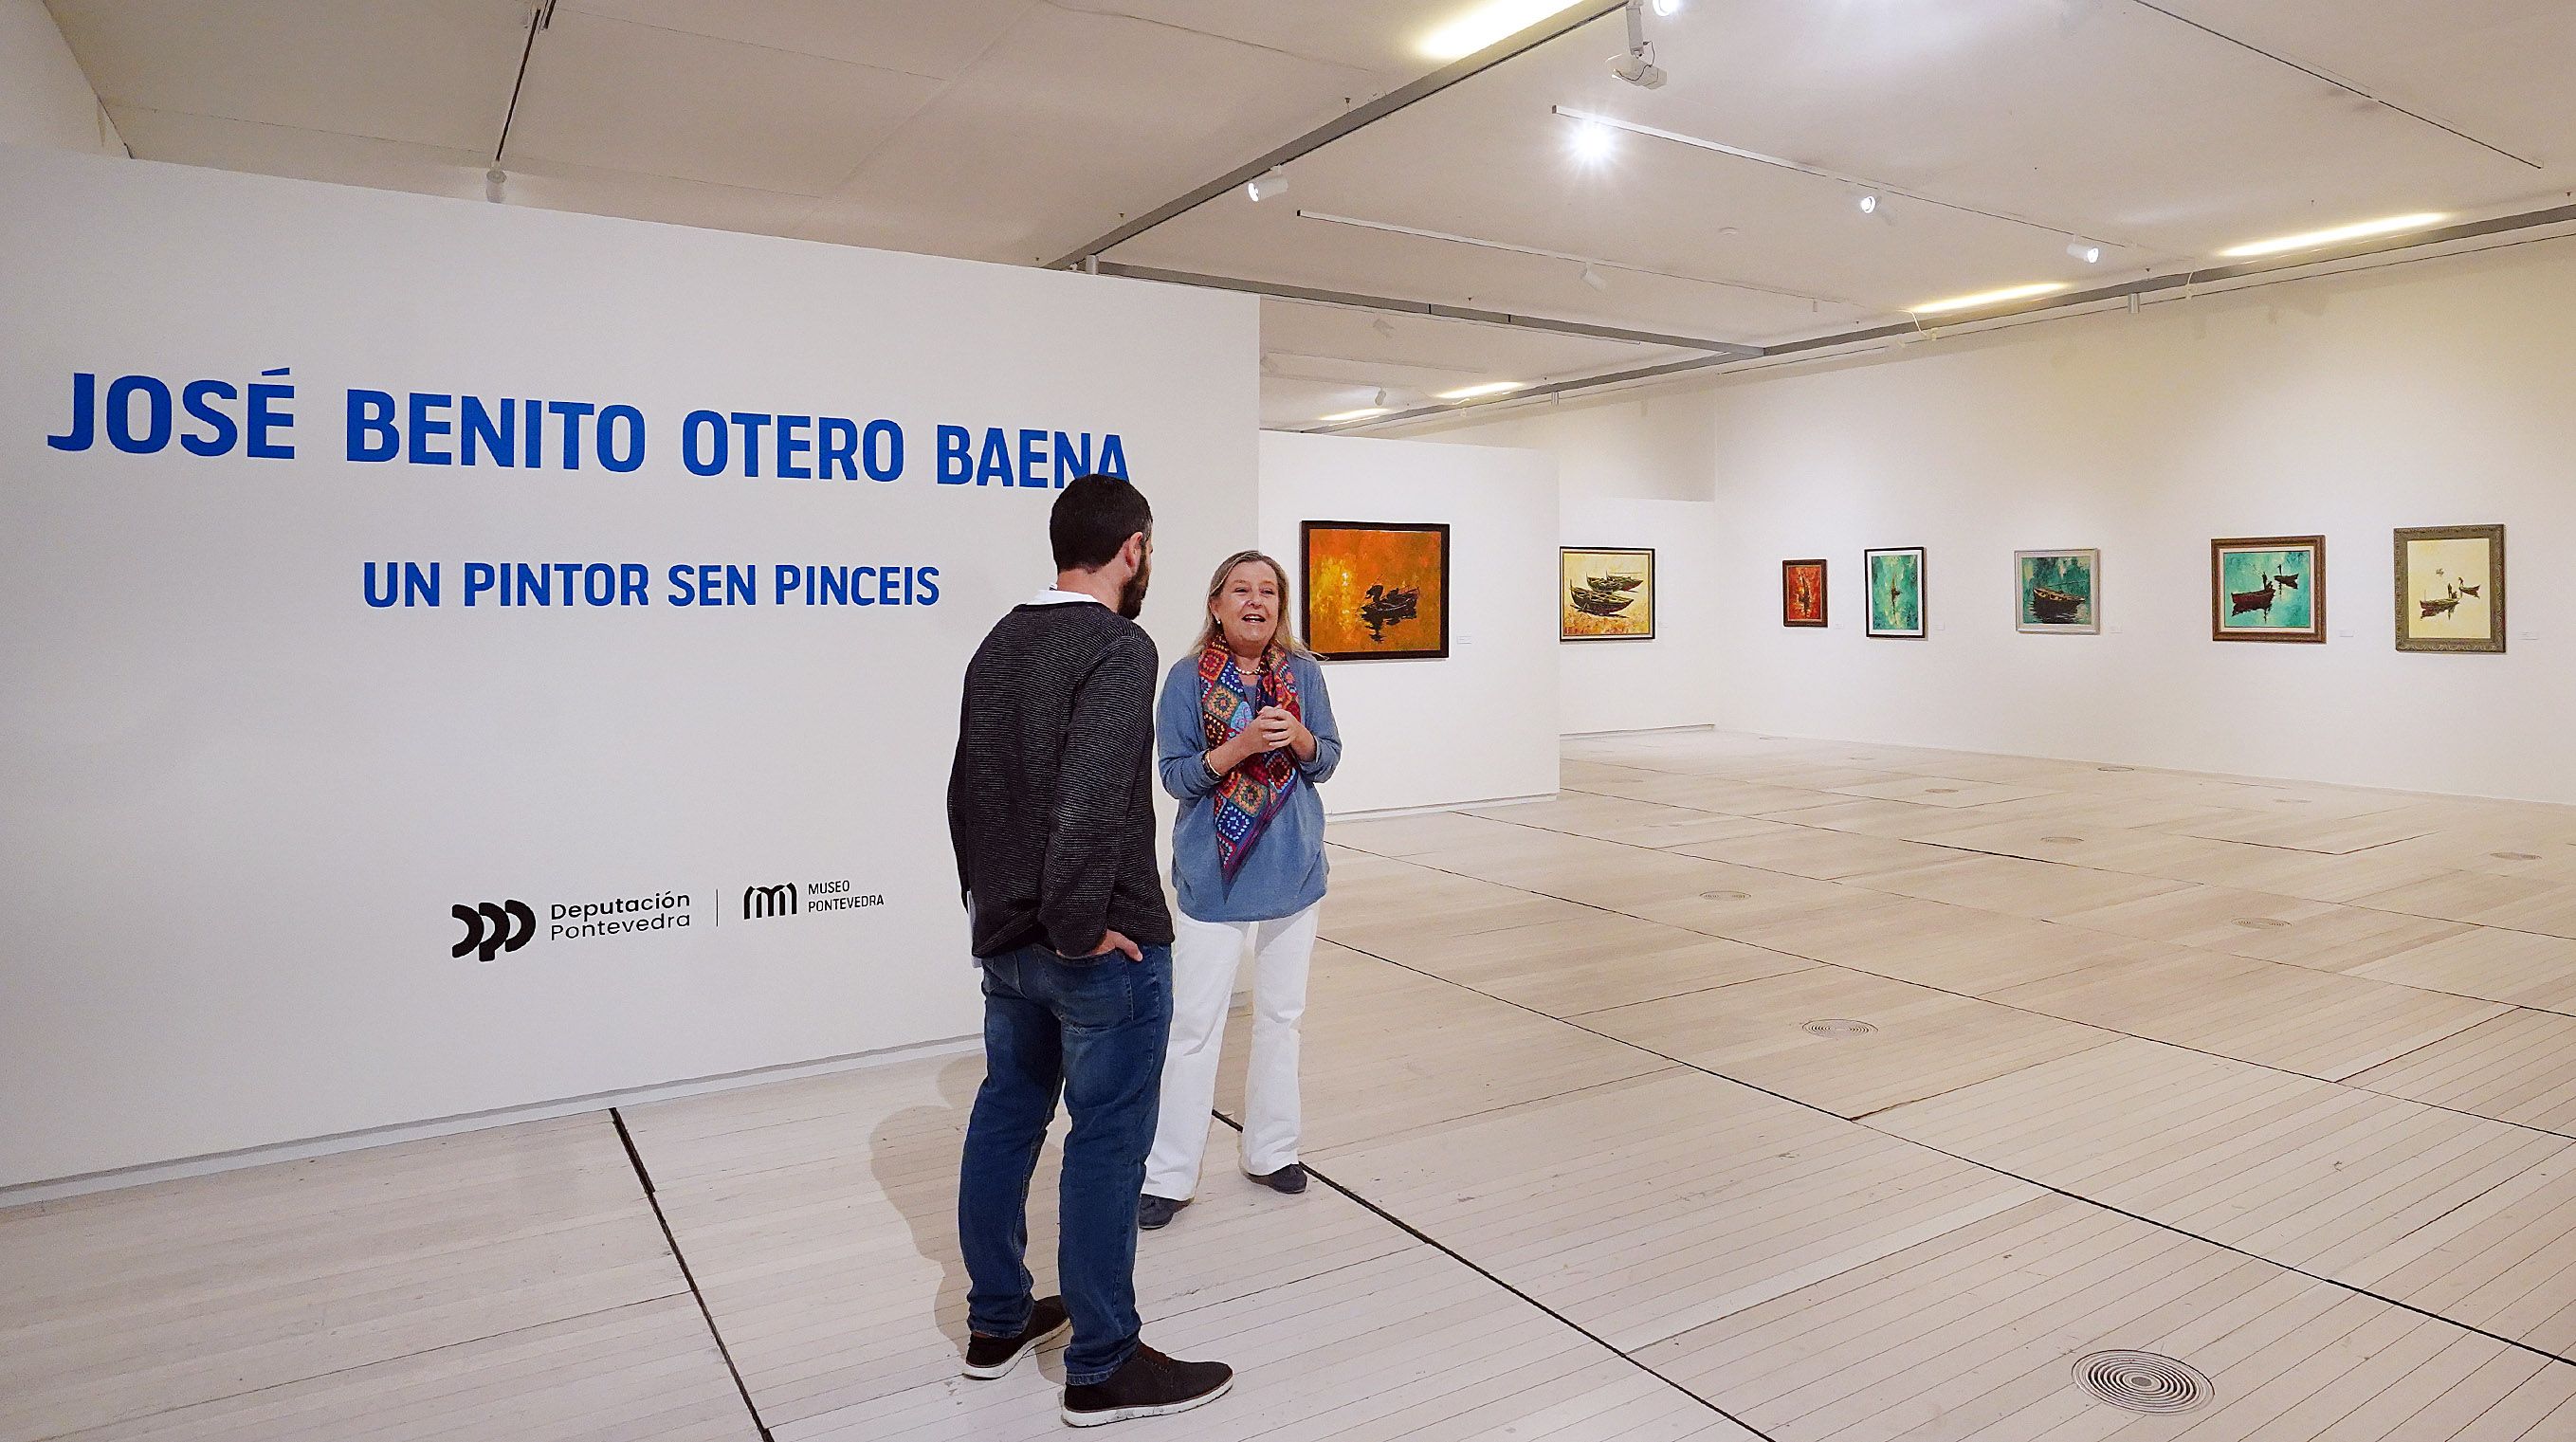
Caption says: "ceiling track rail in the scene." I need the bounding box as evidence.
[1093,261,1759,355]
[1298,201,2576,432]
[492,0,557,166]
[1045,1,1628,271]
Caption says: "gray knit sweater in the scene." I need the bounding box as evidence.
[946,599,1176,959]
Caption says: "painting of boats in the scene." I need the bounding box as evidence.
[1302,520,1450,660]
[2394,524,2505,653]
[2016,550,2099,633]
[2210,536,2325,643]
[1561,548,1655,640]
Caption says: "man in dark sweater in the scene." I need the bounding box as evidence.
[945,474,1234,1428]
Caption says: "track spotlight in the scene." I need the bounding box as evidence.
[1856,192,1879,216]
[1653,0,1683,12]
[1580,265,1608,291]
[1245,167,1289,203]
[1371,317,1398,339]
[1373,388,1398,409]
[484,166,507,204]
[2066,239,2103,264]
[1611,0,1668,89]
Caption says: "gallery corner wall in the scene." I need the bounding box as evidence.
[1257,430,1561,816]
[0,143,1257,1190]
[1560,495,1722,736]
[1407,238,2576,804]
[0,0,123,155]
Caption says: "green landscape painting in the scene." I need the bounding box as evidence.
[1865,547,1925,638]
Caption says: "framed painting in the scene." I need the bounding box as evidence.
[1781,558,1828,628]
[1561,547,1654,641]
[2210,535,2325,643]
[2394,524,2505,653]
[1864,547,1926,639]
[1300,520,1450,661]
[2015,549,2100,634]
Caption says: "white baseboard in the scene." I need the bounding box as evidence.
[0,1033,981,1209]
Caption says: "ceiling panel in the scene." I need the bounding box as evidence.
[1048,0,1547,77]
[103,105,486,202]
[1256,300,1691,429]
[2131,0,2571,170]
[507,9,944,195]
[49,0,532,152]
[558,0,1036,82]
[794,4,1386,264]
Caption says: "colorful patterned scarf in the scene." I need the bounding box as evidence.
[1198,641,1302,881]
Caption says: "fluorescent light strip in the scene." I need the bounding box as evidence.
[1319,407,1393,423]
[1909,282,2069,316]
[1436,381,1526,400]
[1553,107,2135,249]
[1295,209,1863,309]
[2218,212,2449,258]
[1419,0,1594,61]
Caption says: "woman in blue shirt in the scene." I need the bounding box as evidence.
[1139,550,1342,1230]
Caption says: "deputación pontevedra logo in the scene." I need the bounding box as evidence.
[452,901,536,961]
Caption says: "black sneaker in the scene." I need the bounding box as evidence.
[960,1295,1069,1379]
[1138,1194,1188,1231]
[1062,1342,1234,1427]
[1246,1163,1307,1195]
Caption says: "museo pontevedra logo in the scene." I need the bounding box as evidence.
[452,900,536,961]
[743,883,798,919]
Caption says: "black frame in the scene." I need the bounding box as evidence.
[1299,520,1452,661]
[1560,546,1656,642]
[1863,546,1927,639]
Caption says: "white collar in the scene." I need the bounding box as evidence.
[1029,587,1104,607]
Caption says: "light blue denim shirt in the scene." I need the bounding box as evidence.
[1156,650,1342,923]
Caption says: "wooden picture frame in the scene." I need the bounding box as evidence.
[1560,547,1655,641]
[1781,558,1828,628]
[2394,524,2506,653]
[1863,547,1927,639]
[1298,520,1451,661]
[2210,535,2326,643]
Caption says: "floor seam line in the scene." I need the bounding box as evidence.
[612,1106,775,1442]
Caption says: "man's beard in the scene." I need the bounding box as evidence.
[1116,557,1151,619]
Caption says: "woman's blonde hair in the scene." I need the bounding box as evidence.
[1196,550,1312,658]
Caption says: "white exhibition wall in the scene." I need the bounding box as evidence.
[1410,240,2576,804]
[1258,431,1561,815]
[1560,496,1721,735]
[0,144,1257,1189]
[0,0,121,155]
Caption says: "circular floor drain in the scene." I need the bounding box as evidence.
[2040,835,2084,845]
[1802,1018,1877,1038]
[2074,1351,2212,1415]
[1700,889,1750,902]
[2234,917,2291,930]
[2494,850,2542,862]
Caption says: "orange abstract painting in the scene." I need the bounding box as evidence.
[1300,521,1449,660]
[1782,558,1827,627]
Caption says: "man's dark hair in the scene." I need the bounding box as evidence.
[1050,475,1153,572]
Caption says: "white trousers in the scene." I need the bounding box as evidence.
[1143,902,1319,1200]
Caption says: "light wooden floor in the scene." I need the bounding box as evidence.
[11,729,2576,1438]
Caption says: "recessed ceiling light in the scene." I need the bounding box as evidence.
[1419,0,1589,61]
[1319,407,1393,423]
[1437,381,1526,400]
[1909,282,2070,315]
[2218,211,2448,258]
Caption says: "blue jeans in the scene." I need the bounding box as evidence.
[959,941,1173,1386]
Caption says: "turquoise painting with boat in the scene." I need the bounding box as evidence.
[2217,546,2312,630]
[2016,549,2098,632]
